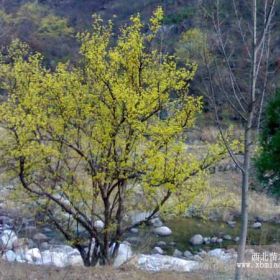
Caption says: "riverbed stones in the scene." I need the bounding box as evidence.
[190,234,203,246]
[152,226,172,236]
[252,222,262,229]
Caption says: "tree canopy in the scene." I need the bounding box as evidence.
[0,8,225,266]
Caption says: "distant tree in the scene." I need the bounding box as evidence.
[198,1,276,279]
[0,9,225,266]
[256,90,280,196]
[0,2,74,63]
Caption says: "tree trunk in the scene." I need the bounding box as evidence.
[235,129,251,280]
[235,1,257,279]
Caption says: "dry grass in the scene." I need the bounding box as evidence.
[0,261,204,280]
[206,171,280,221]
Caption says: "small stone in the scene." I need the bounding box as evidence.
[234,236,240,242]
[94,220,104,230]
[252,222,262,229]
[33,233,49,242]
[149,218,163,227]
[211,237,217,243]
[25,248,42,264]
[227,221,236,228]
[130,228,139,234]
[190,234,203,246]
[152,226,172,236]
[152,246,164,255]
[40,242,49,250]
[183,250,193,258]
[2,250,16,262]
[173,249,183,258]
[193,255,203,261]
[198,250,207,257]
[217,238,223,244]
[223,234,232,241]
[156,241,167,248]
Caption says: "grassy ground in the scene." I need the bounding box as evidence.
[0,261,203,280]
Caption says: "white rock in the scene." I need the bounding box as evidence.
[173,249,183,258]
[25,248,42,264]
[153,226,172,236]
[94,220,104,230]
[234,236,240,242]
[223,235,232,240]
[211,237,218,243]
[190,234,203,246]
[149,218,163,227]
[2,250,16,262]
[113,243,133,267]
[156,241,167,247]
[152,246,163,255]
[136,254,198,272]
[130,228,139,234]
[0,230,18,250]
[131,212,152,225]
[208,248,232,261]
[217,238,223,244]
[252,222,262,229]
[193,255,203,261]
[34,245,83,267]
[183,250,193,258]
[33,233,49,242]
[41,250,65,267]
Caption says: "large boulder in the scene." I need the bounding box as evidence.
[0,230,18,250]
[136,254,198,272]
[190,234,203,246]
[152,226,172,236]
